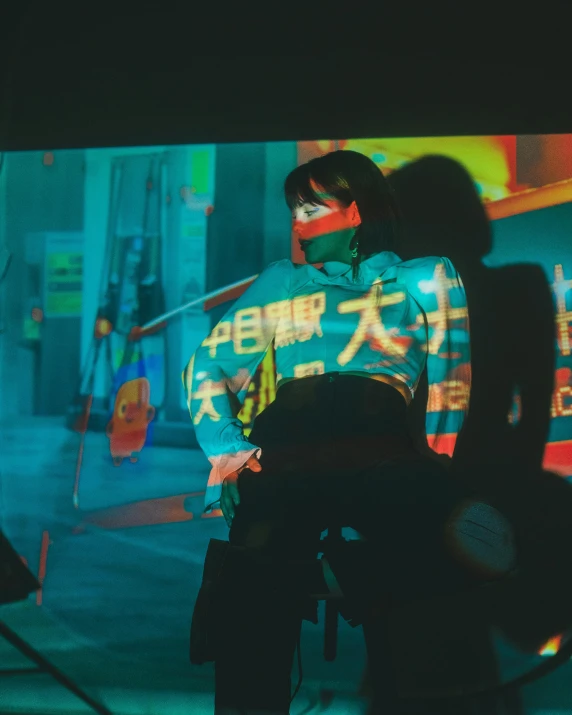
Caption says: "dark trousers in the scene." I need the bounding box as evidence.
[213,374,470,714]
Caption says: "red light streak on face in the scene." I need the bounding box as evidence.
[293,209,356,239]
[293,194,360,240]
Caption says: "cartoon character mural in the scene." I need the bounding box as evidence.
[106,377,155,465]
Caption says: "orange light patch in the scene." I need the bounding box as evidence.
[539,634,562,656]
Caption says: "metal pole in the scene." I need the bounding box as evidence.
[0,620,113,715]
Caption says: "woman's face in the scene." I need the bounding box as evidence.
[292,194,360,265]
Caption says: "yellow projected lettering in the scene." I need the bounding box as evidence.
[202,322,232,357]
[417,262,469,355]
[257,349,277,415]
[266,300,296,347]
[292,293,326,342]
[337,285,406,366]
[239,383,256,427]
[239,348,277,436]
[553,264,572,356]
[234,307,267,354]
[202,293,327,357]
[294,361,326,377]
[191,380,225,425]
[269,292,326,348]
[428,380,470,413]
[552,386,572,418]
[443,379,471,411]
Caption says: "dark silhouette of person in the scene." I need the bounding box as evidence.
[383,154,572,714]
[390,155,554,478]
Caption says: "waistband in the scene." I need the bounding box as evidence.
[275,372,407,405]
[265,372,409,435]
[277,371,411,405]
[251,372,413,465]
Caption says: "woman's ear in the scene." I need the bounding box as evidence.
[347,201,361,227]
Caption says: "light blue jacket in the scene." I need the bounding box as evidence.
[183,251,471,512]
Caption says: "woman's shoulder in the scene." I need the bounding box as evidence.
[262,258,315,273]
[396,254,451,271]
[392,254,455,282]
[390,256,465,307]
[262,258,295,273]
[256,258,297,284]
[258,258,322,295]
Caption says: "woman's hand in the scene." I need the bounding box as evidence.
[220,454,262,527]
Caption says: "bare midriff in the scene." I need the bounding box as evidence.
[276,371,412,406]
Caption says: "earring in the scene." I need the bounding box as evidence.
[350,243,359,260]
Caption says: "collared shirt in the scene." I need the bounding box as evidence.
[183,251,471,513]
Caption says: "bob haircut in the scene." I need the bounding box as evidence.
[284,150,401,277]
[388,154,492,263]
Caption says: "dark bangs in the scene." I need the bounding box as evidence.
[284,160,353,211]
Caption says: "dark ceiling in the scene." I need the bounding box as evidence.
[1,10,570,150]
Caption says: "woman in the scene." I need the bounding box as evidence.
[183,150,485,714]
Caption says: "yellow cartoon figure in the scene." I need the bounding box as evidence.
[106,377,155,466]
